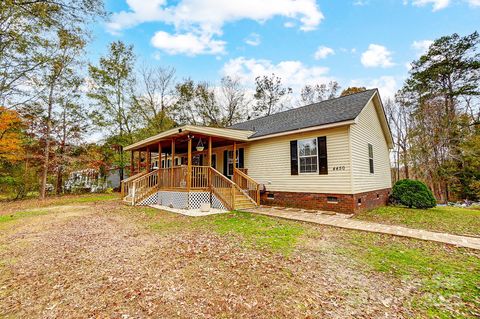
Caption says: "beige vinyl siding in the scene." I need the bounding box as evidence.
[245,126,352,194]
[350,100,392,193]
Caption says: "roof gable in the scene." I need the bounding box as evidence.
[230,89,377,138]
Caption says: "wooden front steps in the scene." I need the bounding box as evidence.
[234,188,257,210]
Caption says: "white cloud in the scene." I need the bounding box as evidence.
[222,57,331,90]
[407,0,480,10]
[314,46,335,60]
[150,31,226,55]
[107,0,323,55]
[411,0,450,11]
[361,44,395,68]
[353,0,369,6]
[245,33,261,46]
[412,39,433,56]
[349,76,398,99]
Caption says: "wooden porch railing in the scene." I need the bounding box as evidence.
[121,171,147,198]
[122,165,259,209]
[157,168,171,189]
[172,166,187,188]
[209,167,235,210]
[156,166,210,190]
[129,169,159,205]
[233,168,260,205]
[192,166,209,189]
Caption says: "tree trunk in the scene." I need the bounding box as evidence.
[40,85,54,199]
[56,169,63,195]
[402,149,409,179]
[56,105,67,195]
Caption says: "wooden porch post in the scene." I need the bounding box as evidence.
[208,136,212,167]
[157,142,162,189]
[137,151,141,173]
[130,151,134,176]
[233,141,237,171]
[171,139,175,187]
[187,137,192,191]
[207,136,212,189]
[146,147,151,172]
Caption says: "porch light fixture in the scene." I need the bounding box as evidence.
[196,138,204,151]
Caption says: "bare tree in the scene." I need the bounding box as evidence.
[173,76,249,127]
[253,73,292,117]
[300,81,340,105]
[218,76,249,126]
[384,96,412,181]
[133,65,177,133]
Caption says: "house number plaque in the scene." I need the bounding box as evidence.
[332,166,346,171]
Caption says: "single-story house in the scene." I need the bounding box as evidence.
[121,89,393,213]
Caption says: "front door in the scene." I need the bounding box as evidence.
[223,148,244,178]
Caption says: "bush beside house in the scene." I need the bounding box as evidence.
[391,179,437,209]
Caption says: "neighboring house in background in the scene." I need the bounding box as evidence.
[121,89,393,214]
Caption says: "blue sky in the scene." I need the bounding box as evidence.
[87,0,480,99]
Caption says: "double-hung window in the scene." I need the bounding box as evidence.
[368,143,374,174]
[298,138,318,173]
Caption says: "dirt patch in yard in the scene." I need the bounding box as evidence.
[0,201,463,318]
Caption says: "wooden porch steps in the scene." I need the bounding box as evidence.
[234,189,257,210]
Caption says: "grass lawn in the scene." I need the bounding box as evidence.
[137,207,480,318]
[339,232,480,318]
[148,210,305,254]
[0,198,478,318]
[354,205,480,236]
[0,192,119,215]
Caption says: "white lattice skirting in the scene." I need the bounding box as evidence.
[137,191,227,210]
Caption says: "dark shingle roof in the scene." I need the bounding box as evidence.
[230,89,377,138]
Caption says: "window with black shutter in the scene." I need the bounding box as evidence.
[368,143,374,174]
[290,140,298,175]
[298,138,317,173]
[318,136,328,175]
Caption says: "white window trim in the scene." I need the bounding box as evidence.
[227,150,239,177]
[368,143,374,175]
[298,138,318,174]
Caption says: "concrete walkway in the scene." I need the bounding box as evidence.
[245,207,480,250]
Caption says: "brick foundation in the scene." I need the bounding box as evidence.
[260,188,391,214]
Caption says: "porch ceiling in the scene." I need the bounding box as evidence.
[124,125,254,152]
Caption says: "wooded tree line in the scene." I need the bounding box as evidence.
[0,1,478,202]
[0,0,347,199]
[386,32,480,202]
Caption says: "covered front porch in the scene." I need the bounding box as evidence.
[120,125,260,211]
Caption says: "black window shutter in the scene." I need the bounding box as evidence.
[223,150,228,176]
[290,140,298,175]
[318,136,328,175]
[238,148,244,168]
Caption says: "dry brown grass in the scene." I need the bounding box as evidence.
[0,199,477,318]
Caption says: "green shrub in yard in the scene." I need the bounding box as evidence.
[391,179,436,209]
